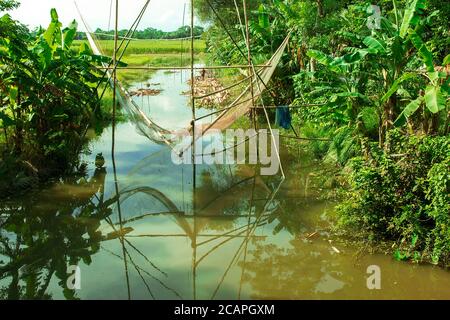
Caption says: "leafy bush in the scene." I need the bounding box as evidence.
[0,9,104,196]
[337,130,449,266]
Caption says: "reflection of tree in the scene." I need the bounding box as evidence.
[266,198,331,237]
[0,164,113,300]
[239,196,352,299]
[240,237,354,299]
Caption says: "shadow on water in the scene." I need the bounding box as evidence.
[0,69,449,300]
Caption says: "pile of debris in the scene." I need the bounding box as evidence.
[185,72,230,108]
[130,88,163,97]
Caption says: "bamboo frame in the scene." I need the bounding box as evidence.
[242,0,256,128]
[98,64,271,70]
[74,0,290,301]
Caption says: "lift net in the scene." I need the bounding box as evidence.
[84,28,176,146]
[77,3,289,146]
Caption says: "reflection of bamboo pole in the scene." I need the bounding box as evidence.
[126,234,266,239]
[111,0,131,300]
[209,178,283,299]
[101,244,182,299]
[195,218,269,268]
[239,174,256,299]
[112,0,118,157]
[190,0,197,301]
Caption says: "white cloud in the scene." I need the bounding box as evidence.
[7,0,196,32]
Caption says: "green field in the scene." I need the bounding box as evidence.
[72,39,206,85]
[73,39,206,56]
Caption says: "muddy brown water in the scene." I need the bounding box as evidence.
[0,69,448,300]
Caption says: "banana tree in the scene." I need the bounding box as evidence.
[362,0,448,141]
[0,8,103,172]
[393,35,449,132]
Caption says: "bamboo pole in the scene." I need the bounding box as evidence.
[112,0,118,156]
[190,0,197,301]
[242,0,256,129]
[249,61,286,179]
[110,0,131,300]
[194,73,254,100]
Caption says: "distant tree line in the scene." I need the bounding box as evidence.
[75,25,204,40]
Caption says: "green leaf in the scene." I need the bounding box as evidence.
[307,50,334,67]
[258,4,270,29]
[363,36,387,54]
[424,85,445,113]
[50,8,59,21]
[381,73,415,104]
[0,112,14,127]
[358,107,379,132]
[9,86,18,102]
[394,97,423,127]
[342,51,367,64]
[411,234,418,247]
[393,249,410,261]
[443,54,450,66]
[336,92,370,102]
[428,71,439,82]
[409,30,434,73]
[78,42,90,55]
[43,21,58,46]
[400,0,426,38]
[63,20,78,48]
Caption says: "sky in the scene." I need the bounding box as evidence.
[7,0,197,31]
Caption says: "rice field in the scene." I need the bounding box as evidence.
[72,39,206,55]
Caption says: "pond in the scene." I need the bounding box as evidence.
[0,68,449,300]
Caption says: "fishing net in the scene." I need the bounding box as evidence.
[77,3,289,147]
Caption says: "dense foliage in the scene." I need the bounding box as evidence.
[338,130,449,265]
[201,0,449,265]
[0,6,103,196]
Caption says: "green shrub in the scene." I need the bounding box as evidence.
[337,130,450,266]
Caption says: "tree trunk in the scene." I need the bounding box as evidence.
[316,0,324,17]
[380,94,396,148]
[14,87,23,155]
[429,113,440,135]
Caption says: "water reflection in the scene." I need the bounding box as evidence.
[0,164,109,299]
[1,68,449,300]
[1,148,449,299]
